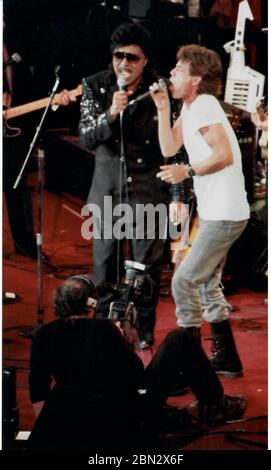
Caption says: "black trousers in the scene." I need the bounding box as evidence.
[145,328,224,404]
[3,135,36,255]
[93,208,166,339]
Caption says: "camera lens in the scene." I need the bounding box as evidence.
[125,269,136,285]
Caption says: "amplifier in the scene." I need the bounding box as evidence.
[44,129,95,201]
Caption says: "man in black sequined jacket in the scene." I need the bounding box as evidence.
[79,22,171,348]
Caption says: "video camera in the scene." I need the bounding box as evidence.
[108,260,154,346]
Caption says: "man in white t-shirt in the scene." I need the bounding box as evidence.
[150,44,250,378]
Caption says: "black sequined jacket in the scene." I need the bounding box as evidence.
[79,67,170,207]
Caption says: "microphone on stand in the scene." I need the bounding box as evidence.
[117,76,127,120]
[117,75,127,91]
[54,65,61,76]
[128,78,170,106]
[4,52,22,67]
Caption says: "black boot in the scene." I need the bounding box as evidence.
[199,394,247,425]
[210,320,243,378]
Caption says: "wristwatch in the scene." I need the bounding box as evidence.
[187,164,196,178]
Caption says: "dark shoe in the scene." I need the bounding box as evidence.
[199,395,247,425]
[210,320,243,378]
[210,351,243,378]
[138,332,154,350]
[15,246,36,259]
[144,332,154,346]
[162,405,192,432]
[14,239,37,259]
[139,340,151,350]
[15,245,48,262]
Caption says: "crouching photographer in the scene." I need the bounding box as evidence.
[28,274,247,450]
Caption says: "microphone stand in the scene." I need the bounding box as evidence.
[14,68,60,338]
[117,109,128,283]
[116,78,129,283]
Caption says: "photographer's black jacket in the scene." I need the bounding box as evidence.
[29,317,145,449]
[29,317,144,404]
[79,67,170,207]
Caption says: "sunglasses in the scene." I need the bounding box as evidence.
[113,51,143,63]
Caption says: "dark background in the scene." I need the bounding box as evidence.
[3,0,268,200]
[3,0,268,130]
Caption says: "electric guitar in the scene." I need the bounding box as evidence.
[3,84,82,138]
[223,0,265,113]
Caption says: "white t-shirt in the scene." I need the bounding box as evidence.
[181,94,250,221]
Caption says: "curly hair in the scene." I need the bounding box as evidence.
[177,44,223,97]
[54,277,97,319]
[110,21,152,58]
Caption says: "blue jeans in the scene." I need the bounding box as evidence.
[172,219,248,328]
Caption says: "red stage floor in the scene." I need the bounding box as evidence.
[2,184,268,450]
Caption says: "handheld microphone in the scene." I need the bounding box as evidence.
[128,79,169,106]
[117,76,127,91]
[54,65,61,76]
[4,52,22,68]
[117,76,127,120]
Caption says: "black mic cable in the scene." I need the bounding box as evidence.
[128,78,169,106]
